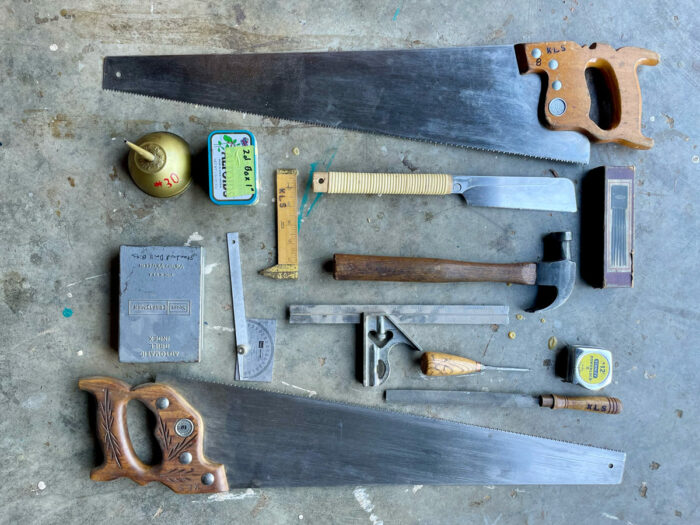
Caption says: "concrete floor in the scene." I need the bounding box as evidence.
[1,1,698,523]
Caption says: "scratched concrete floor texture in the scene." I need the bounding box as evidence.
[1,0,698,523]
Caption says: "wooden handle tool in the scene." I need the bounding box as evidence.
[421,352,529,376]
[516,41,659,149]
[313,172,452,194]
[333,254,537,284]
[540,394,622,414]
[79,377,228,493]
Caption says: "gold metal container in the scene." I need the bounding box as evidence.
[125,132,191,198]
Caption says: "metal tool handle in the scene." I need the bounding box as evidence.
[540,394,622,414]
[333,254,537,285]
[313,172,452,195]
[421,352,482,376]
[79,377,228,494]
[517,41,659,149]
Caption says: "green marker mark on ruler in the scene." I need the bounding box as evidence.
[225,146,256,197]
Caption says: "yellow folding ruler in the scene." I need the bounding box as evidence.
[260,169,298,280]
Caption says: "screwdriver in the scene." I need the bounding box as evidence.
[421,352,529,377]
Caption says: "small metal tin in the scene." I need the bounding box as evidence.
[208,130,259,206]
[566,346,613,391]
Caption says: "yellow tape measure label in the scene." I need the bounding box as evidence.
[577,353,610,385]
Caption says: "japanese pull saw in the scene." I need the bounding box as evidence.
[103,41,658,163]
[79,375,625,494]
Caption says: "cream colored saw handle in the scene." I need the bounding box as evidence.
[313,172,452,195]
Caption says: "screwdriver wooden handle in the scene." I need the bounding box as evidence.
[540,394,622,414]
[333,254,537,284]
[421,352,483,376]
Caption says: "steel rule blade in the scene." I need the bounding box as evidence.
[157,375,625,486]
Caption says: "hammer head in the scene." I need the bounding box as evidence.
[528,231,576,312]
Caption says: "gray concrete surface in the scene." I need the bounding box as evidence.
[1,1,698,523]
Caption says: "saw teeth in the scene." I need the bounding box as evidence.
[101,88,584,164]
[156,373,625,454]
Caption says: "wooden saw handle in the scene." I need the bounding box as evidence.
[421,352,482,376]
[540,394,622,414]
[333,254,537,284]
[516,41,659,149]
[313,172,452,194]
[79,377,228,494]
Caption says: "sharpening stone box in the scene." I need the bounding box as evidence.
[119,246,204,362]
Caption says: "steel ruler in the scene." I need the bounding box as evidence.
[260,169,298,279]
[227,232,276,381]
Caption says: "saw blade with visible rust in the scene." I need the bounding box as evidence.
[156,374,624,487]
[102,47,591,163]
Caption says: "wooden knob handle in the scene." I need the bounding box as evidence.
[333,254,537,284]
[421,352,482,376]
[79,377,228,494]
[516,41,659,149]
[539,394,622,414]
[313,172,452,194]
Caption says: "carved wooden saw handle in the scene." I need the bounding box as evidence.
[517,41,659,149]
[79,377,228,494]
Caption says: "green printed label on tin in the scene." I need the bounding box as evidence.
[224,146,255,198]
[209,131,257,204]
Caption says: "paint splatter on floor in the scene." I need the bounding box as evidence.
[62,307,73,318]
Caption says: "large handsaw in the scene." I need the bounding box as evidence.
[79,376,625,493]
[103,41,658,163]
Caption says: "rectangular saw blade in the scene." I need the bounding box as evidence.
[103,47,590,163]
[157,375,624,487]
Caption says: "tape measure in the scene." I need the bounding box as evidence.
[566,346,613,391]
[260,169,299,280]
[208,130,259,206]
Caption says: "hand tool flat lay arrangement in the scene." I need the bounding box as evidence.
[80,40,655,494]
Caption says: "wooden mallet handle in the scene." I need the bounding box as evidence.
[540,394,622,414]
[333,254,537,284]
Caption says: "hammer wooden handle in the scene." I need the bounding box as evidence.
[421,352,482,376]
[540,394,622,414]
[313,172,452,194]
[333,254,537,285]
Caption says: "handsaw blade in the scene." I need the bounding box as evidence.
[454,175,577,211]
[157,375,624,486]
[103,47,590,163]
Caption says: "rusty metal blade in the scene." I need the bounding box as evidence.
[103,47,590,163]
[157,375,624,487]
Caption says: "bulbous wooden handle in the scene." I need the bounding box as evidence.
[313,172,452,194]
[79,377,228,494]
[540,394,622,414]
[516,41,659,149]
[421,352,482,376]
[333,254,537,284]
